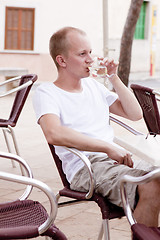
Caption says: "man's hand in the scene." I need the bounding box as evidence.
[99,58,118,76]
[107,145,133,168]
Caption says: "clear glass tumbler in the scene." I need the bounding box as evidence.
[89,57,110,88]
[89,57,107,78]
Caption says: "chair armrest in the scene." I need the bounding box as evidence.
[0,76,21,86]
[109,115,143,135]
[0,170,57,235]
[0,76,33,97]
[64,147,95,199]
[110,115,145,157]
[0,151,33,200]
[120,168,160,226]
[153,90,160,102]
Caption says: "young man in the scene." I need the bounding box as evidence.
[33,27,160,228]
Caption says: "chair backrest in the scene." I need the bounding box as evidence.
[49,144,70,189]
[130,84,160,134]
[9,74,37,127]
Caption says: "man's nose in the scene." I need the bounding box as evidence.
[87,56,94,64]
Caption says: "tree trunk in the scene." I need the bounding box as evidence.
[118,0,143,86]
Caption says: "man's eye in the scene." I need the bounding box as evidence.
[80,52,85,56]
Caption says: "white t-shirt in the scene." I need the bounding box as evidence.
[33,77,118,182]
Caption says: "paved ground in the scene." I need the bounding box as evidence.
[0,74,160,239]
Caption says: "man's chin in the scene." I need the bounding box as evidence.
[83,72,90,78]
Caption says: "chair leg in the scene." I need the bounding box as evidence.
[97,219,110,240]
[2,127,25,175]
[103,219,110,240]
[2,128,16,168]
[56,193,60,203]
[8,126,20,155]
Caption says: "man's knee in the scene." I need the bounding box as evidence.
[137,179,160,207]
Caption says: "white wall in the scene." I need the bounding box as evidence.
[0,0,104,55]
[0,0,160,78]
[36,0,104,56]
[108,0,130,39]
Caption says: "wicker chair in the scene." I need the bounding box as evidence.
[130,84,160,135]
[0,151,67,240]
[46,116,143,240]
[0,74,37,172]
[120,168,160,240]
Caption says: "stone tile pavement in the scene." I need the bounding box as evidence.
[0,75,159,239]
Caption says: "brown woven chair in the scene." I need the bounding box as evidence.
[48,144,124,240]
[0,74,37,171]
[130,84,160,135]
[0,151,67,240]
[120,168,160,240]
[47,116,143,240]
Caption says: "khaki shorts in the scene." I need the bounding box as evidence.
[70,154,156,209]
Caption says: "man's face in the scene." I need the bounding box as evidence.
[64,31,93,79]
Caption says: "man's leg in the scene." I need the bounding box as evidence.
[134,178,160,227]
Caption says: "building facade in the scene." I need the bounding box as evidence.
[0,0,160,82]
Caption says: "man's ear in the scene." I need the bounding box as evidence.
[56,55,67,67]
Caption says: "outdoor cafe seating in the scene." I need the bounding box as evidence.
[0,151,67,240]
[46,114,160,240]
[0,76,160,239]
[0,74,37,174]
[120,168,160,240]
[131,84,160,135]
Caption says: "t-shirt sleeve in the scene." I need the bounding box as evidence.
[32,84,60,123]
[105,90,118,106]
[92,78,118,106]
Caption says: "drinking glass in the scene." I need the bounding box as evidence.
[89,57,110,88]
[89,57,108,78]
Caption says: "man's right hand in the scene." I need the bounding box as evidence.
[107,145,133,168]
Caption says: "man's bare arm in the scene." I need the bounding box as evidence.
[109,74,143,120]
[103,59,142,121]
[39,113,133,167]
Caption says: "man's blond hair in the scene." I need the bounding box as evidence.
[49,27,86,68]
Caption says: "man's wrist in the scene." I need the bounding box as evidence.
[107,73,117,79]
